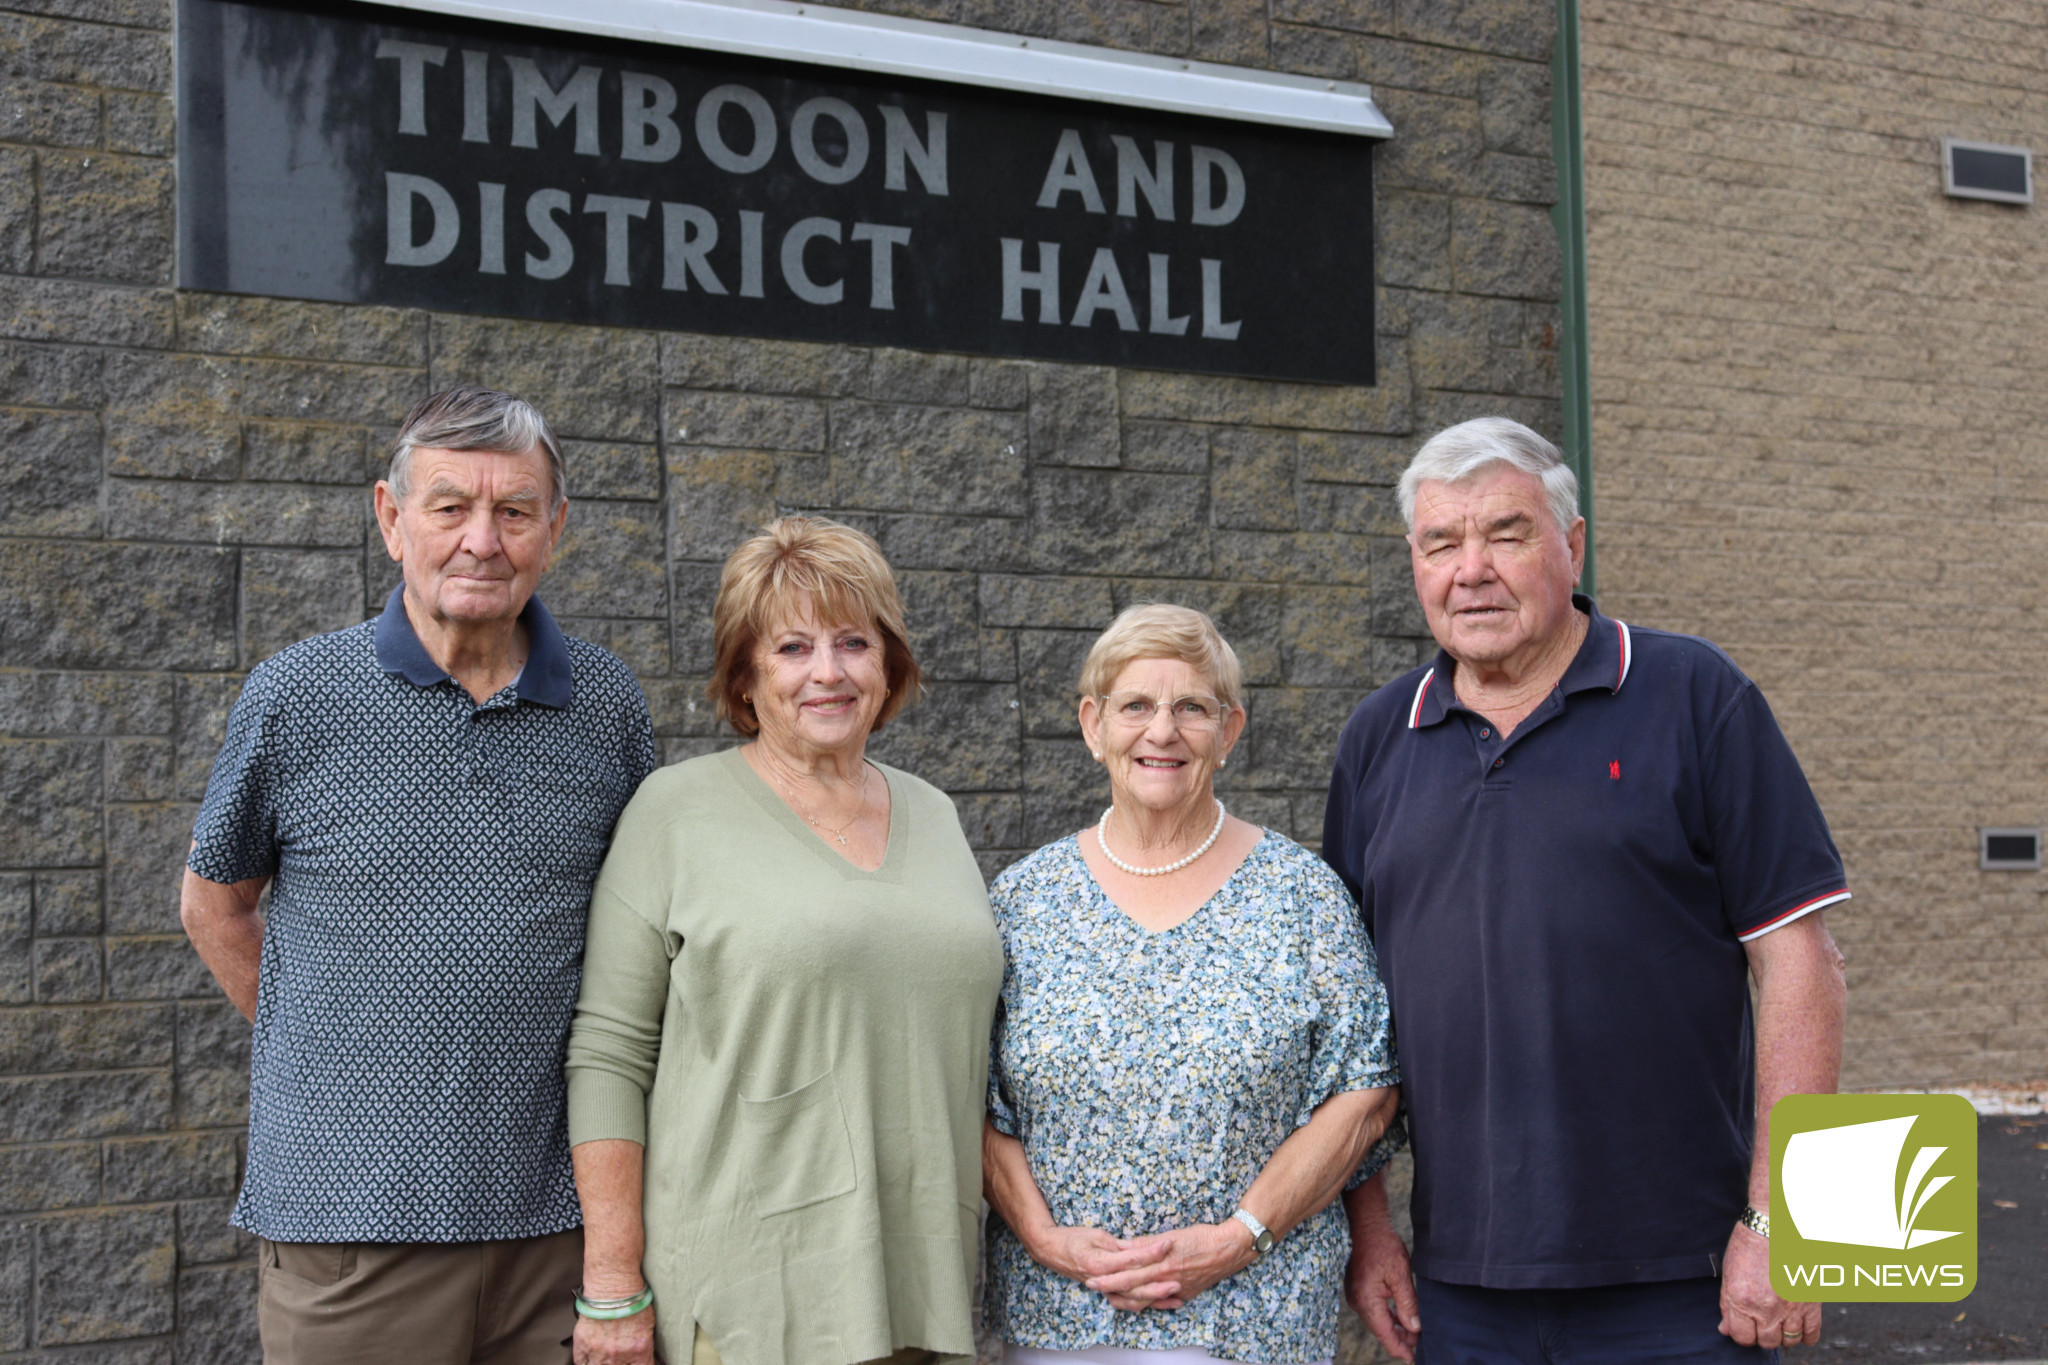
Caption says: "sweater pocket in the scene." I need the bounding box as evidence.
[737,1070,858,1217]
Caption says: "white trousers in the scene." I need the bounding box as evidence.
[1005,1345,1332,1365]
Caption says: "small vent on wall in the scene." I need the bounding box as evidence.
[1980,828,2042,871]
[1944,139,2032,205]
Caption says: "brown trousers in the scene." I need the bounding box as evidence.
[257,1227,582,1365]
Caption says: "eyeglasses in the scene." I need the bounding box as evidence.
[1098,691,1230,731]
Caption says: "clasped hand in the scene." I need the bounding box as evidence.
[1031,1222,1255,1313]
[572,1305,656,1365]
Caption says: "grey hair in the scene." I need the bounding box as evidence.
[1396,417,1580,536]
[385,385,568,510]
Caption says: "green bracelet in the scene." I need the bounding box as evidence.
[574,1285,654,1320]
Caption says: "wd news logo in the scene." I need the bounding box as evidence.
[1769,1094,1977,1302]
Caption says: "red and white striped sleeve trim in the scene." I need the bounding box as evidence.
[1736,889,1851,942]
[1406,667,1437,729]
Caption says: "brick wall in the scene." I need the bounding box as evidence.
[0,0,1560,1357]
[1580,0,2048,1088]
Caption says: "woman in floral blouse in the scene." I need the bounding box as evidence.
[984,603,1402,1365]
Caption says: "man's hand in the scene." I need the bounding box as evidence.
[1719,1223,1819,1350]
[1346,1216,1421,1362]
[572,1306,655,1365]
[1082,1222,1255,1312]
[1730,911,1843,1352]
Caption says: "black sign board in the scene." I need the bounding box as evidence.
[177,0,1376,384]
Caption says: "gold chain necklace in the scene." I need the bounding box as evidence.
[770,764,871,847]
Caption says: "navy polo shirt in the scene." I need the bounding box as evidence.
[189,587,656,1243]
[1321,597,1848,1289]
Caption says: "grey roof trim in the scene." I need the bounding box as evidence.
[369,0,1396,138]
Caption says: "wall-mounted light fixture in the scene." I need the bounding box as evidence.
[1980,827,2042,871]
[1944,139,2032,205]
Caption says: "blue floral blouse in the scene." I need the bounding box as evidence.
[985,831,1402,1364]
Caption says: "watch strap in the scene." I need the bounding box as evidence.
[1739,1205,1770,1239]
[1231,1207,1275,1256]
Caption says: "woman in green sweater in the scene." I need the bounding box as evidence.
[565,517,1004,1365]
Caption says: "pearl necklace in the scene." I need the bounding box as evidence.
[1097,799,1227,877]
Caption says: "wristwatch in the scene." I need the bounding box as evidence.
[1232,1208,1275,1258]
[1739,1205,1770,1239]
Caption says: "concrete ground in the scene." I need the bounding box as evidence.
[1336,1115,2045,1365]
[1789,1115,2047,1363]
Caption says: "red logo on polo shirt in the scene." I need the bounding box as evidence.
[1609,760,1621,780]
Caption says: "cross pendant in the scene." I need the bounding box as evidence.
[836,833,848,845]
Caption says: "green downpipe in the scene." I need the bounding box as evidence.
[1551,0,1596,596]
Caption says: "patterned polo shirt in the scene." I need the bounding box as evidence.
[189,587,657,1244]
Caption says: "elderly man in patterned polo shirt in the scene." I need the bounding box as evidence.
[1323,418,1851,1365]
[180,385,656,1365]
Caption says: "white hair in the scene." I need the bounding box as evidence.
[1396,417,1580,537]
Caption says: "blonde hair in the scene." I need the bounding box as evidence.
[1078,603,1244,712]
[708,516,921,737]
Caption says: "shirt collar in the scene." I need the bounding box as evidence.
[373,586,575,708]
[1407,594,1632,730]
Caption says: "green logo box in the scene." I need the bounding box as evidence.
[1769,1093,1977,1302]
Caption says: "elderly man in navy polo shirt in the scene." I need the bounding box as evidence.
[179,386,656,1364]
[1323,417,1849,1364]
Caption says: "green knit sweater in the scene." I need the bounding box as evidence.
[566,746,1004,1365]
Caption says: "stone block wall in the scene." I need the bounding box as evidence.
[0,0,1561,1357]
[1579,0,2048,1088]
